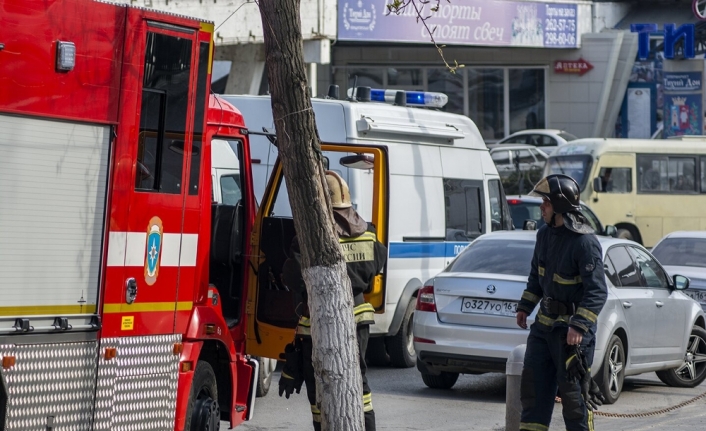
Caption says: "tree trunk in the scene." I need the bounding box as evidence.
[257,2,364,430]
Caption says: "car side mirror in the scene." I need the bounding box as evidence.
[673,274,690,291]
[604,225,618,238]
[593,177,602,193]
[522,220,537,231]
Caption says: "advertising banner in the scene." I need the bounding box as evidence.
[663,72,702,92]
[338,0,579,48]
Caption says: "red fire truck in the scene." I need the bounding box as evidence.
[0,1,259,429]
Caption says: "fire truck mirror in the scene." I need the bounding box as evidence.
[125,278,137,304]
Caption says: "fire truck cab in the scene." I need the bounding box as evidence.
[0,1,258,429]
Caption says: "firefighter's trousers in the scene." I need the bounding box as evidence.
[520,324,596,431]
[301,325,375,431]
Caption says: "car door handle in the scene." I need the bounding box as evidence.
[626,213,633,217]
[655,301,664,308]
[622,301,632,309]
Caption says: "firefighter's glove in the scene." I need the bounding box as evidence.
[278,339,304,399]
[580,373,605,411]
[565,345,589,384]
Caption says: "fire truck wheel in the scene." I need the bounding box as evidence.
[186,361,220,431]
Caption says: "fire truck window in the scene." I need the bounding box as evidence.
[189,41,210,196]
[135,32,193,194]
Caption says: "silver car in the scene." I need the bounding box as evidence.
[651,231,706,310]
[495,129,578,154]
[413,230,705,405]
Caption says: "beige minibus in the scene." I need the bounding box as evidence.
[543,137,706,247]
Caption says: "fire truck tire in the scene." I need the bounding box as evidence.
[185,361,220,431]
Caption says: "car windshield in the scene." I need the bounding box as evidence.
[545,155,593,191]
[558,132,578,141]
[651,238,706,268]
[446,239,535,276]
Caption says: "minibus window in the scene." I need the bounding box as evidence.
[545,155,592,191]
[597,167,632,193]
[701,157,706,193]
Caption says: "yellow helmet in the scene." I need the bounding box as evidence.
[325,170,352,209]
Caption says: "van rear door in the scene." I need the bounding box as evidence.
[245,144,389,359]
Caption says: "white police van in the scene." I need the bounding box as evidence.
[223,87,513,368]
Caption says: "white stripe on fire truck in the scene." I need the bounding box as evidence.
[106,232,198,267]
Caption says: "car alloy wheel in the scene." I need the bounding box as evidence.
[656,326,706,388]
[597,334,624,404]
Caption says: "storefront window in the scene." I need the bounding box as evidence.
[509,69,545,133]
[428,69,463,115]
[387,68,423,88]
[347,68,384,90]
[469,68,504,142]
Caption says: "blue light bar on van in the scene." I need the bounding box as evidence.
[369,89,448,108]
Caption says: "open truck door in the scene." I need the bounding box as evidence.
[245,144,389,359]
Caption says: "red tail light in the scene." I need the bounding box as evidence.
[416,282,436,312]
[507,199,521,205]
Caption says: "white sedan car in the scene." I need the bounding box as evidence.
[413,230,705,405]
[651,231,706,311]
[496,129,578,154]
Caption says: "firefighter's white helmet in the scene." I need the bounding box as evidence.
[325,170,352,209]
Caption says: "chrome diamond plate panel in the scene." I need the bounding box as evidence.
[93,334,181,431]
[0,341,98,431]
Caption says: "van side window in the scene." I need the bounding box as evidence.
[637,155,697,194]
[597,167,632,193]
[443,179,483,240]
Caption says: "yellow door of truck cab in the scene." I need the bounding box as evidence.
[245,144,389,359]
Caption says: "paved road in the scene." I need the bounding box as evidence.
[227,365,706,430]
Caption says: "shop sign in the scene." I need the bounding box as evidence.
[553,58,593,76]
[630,24,695,60]
[663,72,702,92]
[338,0,579,48]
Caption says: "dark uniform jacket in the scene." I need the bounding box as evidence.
[517,224,608,334]
[281,223,387,335]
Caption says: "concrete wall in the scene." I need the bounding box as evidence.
[593,1,634,32]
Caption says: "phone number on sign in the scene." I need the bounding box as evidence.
[545,31,576,47]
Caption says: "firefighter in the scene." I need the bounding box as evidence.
[279,170,387,431]
[515,174,607,431]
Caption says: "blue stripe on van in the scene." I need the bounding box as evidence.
[388,242,470,258]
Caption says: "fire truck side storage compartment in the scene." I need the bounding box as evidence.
[0,114,107,333]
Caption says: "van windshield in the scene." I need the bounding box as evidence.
[545,155,593,191]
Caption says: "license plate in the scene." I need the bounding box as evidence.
[461,297,518,316]
[685,290,706,303]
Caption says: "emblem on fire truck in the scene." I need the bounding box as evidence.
[144,216,163,285]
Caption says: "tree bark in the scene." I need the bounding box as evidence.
[257,1,364,430]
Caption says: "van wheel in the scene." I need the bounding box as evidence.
[421,371,459,389]
[185,361,220,431]
[596,334,625,405]
[386,300,416,368]
[366,337,390,367]
[617,229,633,241]
[256,357,277,397]
[656,326,706,388]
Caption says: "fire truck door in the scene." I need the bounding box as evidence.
[245,145,389,359]
[106,27,201,336]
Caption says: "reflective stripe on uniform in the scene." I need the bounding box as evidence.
[311,404,321,422]
[553,273,582,285]
[538,267,545,276]
[354,302,375,325]
[363,391,373,412]
[297,316,311,337]
[521,291,541,304]
[576,307,598,323]
[519,422,549,431]
[536,310,570,327]
[588,409,594,431]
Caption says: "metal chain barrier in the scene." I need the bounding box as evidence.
[594,388,706,418]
